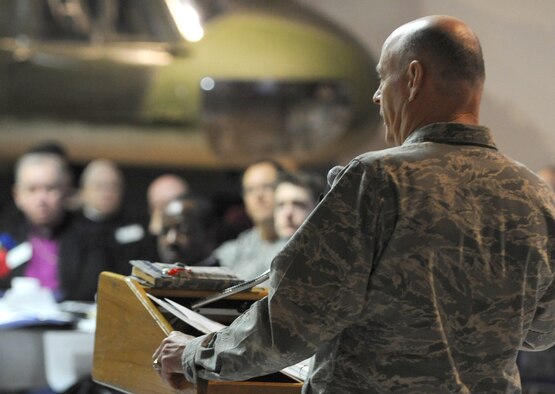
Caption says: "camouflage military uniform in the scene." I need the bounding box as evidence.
[182,123,555,393]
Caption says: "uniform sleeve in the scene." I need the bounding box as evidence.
[182,159,398,382]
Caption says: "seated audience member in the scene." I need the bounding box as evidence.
[538,165,555,190]
[78,159,153,275]
[147,174,190,236]
[25,140,73,184]
[0,152,112,301]
[273,171,325,240]
[213,160,286,279]
[0,141,75,222]
[79,159,124,221]
[158,196,218,266]
[26,140,83,211]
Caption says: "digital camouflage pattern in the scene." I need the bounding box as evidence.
[182,123,555,393]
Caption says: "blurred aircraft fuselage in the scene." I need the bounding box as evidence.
[0,0,379,168]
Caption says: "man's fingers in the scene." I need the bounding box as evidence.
[153,330,196,386]
[152,332,178,370]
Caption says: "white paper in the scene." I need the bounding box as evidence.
[165,298,226,333]
[146,293,309,382]
[146,294,225,334]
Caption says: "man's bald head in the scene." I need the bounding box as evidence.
[80,159,124,219]
[391,15,485,90]
[374,16,485,145]
[147,174,190,235]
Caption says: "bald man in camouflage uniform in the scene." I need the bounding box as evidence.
[154,15,555,393]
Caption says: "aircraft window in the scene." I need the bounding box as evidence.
[201,80,352,156]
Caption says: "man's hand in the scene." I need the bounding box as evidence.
[152,331,195,390]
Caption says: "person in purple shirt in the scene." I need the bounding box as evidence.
[0,151,113,301]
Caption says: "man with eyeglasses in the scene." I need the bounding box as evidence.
[212,160,286,279]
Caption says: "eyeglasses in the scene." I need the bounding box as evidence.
[242,182,276,195]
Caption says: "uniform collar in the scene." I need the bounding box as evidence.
[403,122,497,150]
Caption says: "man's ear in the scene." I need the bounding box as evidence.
[407,60,423,102]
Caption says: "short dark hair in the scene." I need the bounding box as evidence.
[241,158,286,193]
[244,158,285,176]
[401,25,485,85]
[25,140,69,160]
[277,171,325,202]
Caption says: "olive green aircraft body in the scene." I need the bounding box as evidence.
[0,0,379,168]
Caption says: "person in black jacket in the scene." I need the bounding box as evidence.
[0,151,113,301]
[76,159,155,275]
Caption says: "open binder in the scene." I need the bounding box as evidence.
[93,272,303,393]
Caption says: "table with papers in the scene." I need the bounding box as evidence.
[0,279,96,392]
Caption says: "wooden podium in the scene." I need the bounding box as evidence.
[93,272,303,393]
